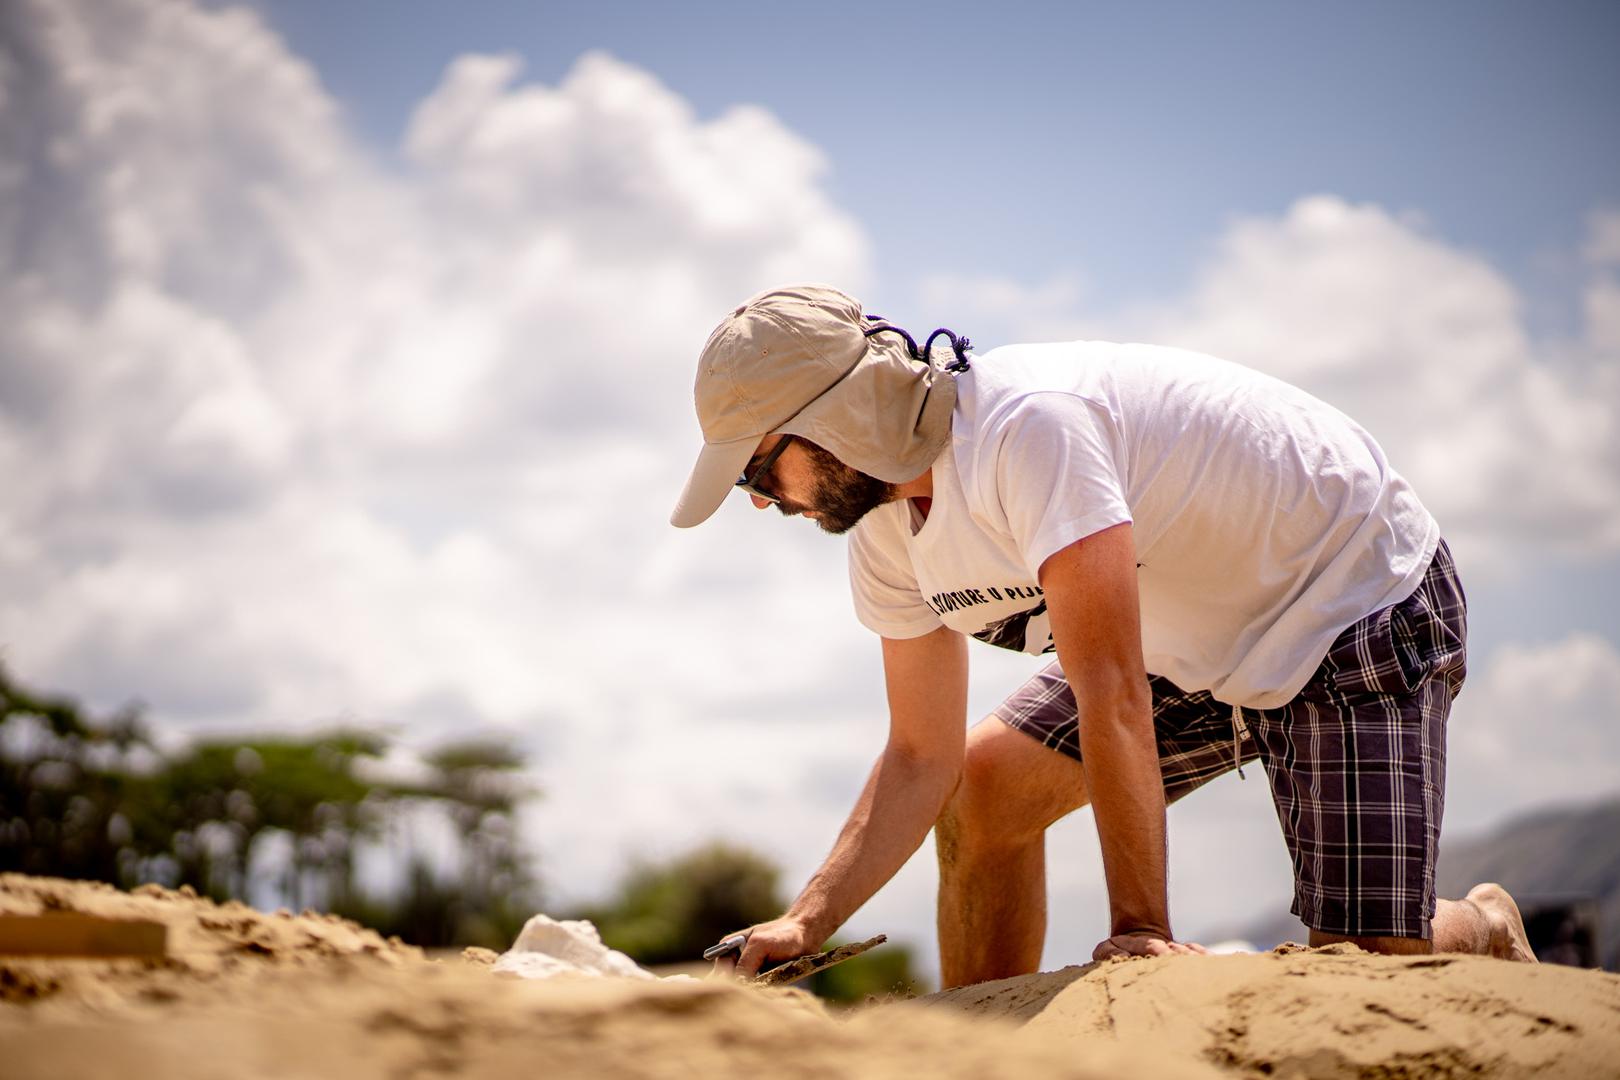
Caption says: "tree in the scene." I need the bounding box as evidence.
[584,840,930,999]
[0,662,543,948]
[0,664,154,884]
[584,841,784,966]
[334,737,542,948]
[148,731,389,907]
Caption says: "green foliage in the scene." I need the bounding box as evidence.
[584,841,784,966]
[0,664,153,885]
[334,736,541,949]
[582,840,929,1001]
[0,662,540,948]
[805,942,929,1003]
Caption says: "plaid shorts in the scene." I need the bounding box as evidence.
[994,538,1467,940]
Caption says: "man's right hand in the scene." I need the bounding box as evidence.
[707,630,967,984]
[712,915,822,979]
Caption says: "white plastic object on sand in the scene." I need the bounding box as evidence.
[492,913,656,981]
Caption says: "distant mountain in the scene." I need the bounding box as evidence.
[1223,797,1620,970]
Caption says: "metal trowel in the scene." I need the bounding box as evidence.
[703,932,887,987]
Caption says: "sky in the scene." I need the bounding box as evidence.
[2,0,1617,981]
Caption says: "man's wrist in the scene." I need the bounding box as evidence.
[1110,912,1173,940]
[784,901,836,945]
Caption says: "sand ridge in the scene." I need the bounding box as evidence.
[3,875,1619,1078]
[923,943,1620,1079]
[0,871,420,1011]
[0,962,1231,1080]
[0,875,1217,1079]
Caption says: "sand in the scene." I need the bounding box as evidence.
[926,944,1620,1078]
[2,874,1617,1079]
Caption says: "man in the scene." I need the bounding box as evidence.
[670,284,1535,987]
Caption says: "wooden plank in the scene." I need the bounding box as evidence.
[0,914,167,958]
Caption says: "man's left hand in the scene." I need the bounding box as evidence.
[1093,932,1209,960]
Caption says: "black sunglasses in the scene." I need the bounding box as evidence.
[735,435,794,503]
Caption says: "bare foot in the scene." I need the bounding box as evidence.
[1467,883,1538,963]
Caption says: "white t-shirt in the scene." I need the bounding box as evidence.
[848,341,1439,708]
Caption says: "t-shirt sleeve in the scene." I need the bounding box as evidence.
[977,391,1133,578]
[847,508,943,640]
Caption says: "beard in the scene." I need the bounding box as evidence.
[779,440,897,535]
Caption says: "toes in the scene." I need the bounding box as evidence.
[1467,883,1538,964]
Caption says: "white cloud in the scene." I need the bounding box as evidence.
[1585,208,1620,267]
[0,0,883,937]
[1447,632,1620,832]
[1584,208,1620,356]
[923,196,1620,567]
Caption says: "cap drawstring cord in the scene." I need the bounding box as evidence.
[1231,704,1250,780]
[863,318,972,373]
[923,328,974,372]
[861,319,920,358]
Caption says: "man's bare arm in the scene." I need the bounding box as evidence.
[730,626,968,976]
[1039,521,1203,958]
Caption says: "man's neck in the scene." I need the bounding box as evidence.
[891,469,934,525]
[892,468,933,503]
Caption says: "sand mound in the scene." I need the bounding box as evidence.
[924,944,1620,1078]
[0,872,420,1010]
[1,963,1228,1080]
[0,876,1215,1079]
[5,876,1618,1079]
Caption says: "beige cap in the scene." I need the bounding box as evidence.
[670,284,958,528]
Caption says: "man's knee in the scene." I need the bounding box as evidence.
[940,725,1065,861]
[939,738,997,854]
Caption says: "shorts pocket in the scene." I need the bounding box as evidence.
[1386,600,1428,695]
[1305,603,1420,702]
